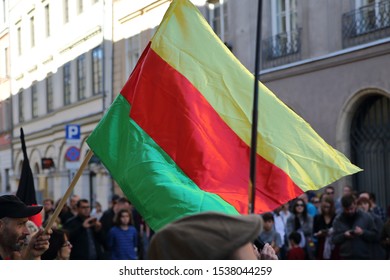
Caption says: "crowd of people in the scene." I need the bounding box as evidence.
[44,194,152,260]
[1,185,389,260]
[262,186,390,260]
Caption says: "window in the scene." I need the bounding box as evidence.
[126,34,140,77]
[207,0,228,41]
[0,99,8,132]
[30,16,35,47]
[354,0,390,34]
[92,46,103,95]
[77,55,86,100]
[273,0,297,35]
[351,95,390,209]
[4,47,8,76]
[5,168,10,192]
[63,63,71,105]
[1,47,8,77]
[45,4,50,37]
[64,0,69,23]
[46,74,53,112]
[270,0,298,56]
[1,0,6,24]
[32,83,38,118]
[18,90,24,123]
[342,0,390,47]
[17,26,22,55]
[78,0,83,14]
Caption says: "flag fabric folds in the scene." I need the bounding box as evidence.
[87,0,361,231]
[16,128,42,227]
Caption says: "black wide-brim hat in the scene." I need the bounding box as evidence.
[0,195,43,219]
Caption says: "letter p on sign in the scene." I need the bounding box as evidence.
[66,124,81,142]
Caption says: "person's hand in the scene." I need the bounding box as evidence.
[83,217,97,228]
[93,220,102,231]
[314,230,327,237]
[22,228,52,260]
[260,243,278,260]
[253,244,261,259]
[345,229,355,238]
[354,226,363,236]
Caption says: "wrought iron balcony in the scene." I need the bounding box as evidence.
[342,0,390,48]
[261,28,301,69]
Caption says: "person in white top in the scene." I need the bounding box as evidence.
[273,202,291,259]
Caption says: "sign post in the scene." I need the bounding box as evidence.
[65,124,82,184]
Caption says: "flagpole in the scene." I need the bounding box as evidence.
[44,149,94,233]
[249,0,263,214]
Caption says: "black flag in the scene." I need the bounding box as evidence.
[16,127,42,226]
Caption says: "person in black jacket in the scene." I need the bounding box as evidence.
[332,194,377,259]
[63,199,104,260]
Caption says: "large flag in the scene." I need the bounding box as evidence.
[16,128,42,227]
[87,0,361,231]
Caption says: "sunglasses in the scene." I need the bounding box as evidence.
[296,204,304,207]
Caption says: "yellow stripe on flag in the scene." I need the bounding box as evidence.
[151,0,361,190]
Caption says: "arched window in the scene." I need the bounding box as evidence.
[350,94,390,208]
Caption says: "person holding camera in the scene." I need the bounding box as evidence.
[312,196,336,259]
[332,194,377,259]
[63,199,104,259]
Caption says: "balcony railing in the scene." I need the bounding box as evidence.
[261,28,301,69]
[342,0,390,48]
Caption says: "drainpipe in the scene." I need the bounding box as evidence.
[101,0,115,197]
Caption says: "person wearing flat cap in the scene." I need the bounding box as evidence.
[0,195,51,260]
[147,212,278,260]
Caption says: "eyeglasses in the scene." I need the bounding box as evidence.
[295,204,304,207]
[326,191,334,195]
[62,241,72,248]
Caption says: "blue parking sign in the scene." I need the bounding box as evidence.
[66,124,80,141]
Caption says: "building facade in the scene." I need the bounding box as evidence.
[0,0,12,195]
[260,0,390,208]
[0,0,389,210]
[2,0,114,209]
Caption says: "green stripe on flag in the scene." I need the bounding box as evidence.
[87,94,238,231]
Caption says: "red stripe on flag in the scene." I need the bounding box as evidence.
[121,46,303,213]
